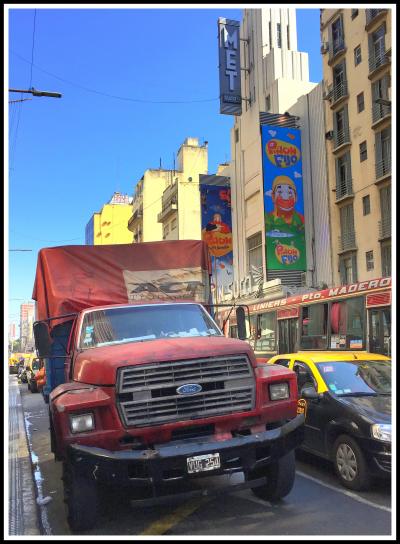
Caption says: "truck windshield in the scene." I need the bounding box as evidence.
[79,304,222,349]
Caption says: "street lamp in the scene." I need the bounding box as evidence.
[9,87,62,98]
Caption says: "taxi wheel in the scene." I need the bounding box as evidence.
[249,450,296,501]
[333,435,371,491]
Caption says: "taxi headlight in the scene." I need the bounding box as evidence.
[69,413,95,434]
[269,382,289,401]
[371,423,391,442]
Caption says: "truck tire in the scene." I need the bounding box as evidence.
[333,434,371,491]
[63,462,98,532]
[248,450,296,502]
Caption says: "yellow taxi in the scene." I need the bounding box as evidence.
[268,352,391,491]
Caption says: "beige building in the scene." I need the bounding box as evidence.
[20,302,35,352]
[128,138,209,242]
[85,192,133,245]
[223,8,332,303]
[320,8,392,284]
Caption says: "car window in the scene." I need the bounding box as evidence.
[272,358,291,368]
[293,360,317,395]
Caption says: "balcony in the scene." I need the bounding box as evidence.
[379,216,391,240]
[368,49,391,77]
[372,101,391,126]
[365,9,387,30]
[158,182,178,223]
[333,127,351,152]
[127,205,143,231]
[335,178,353,201]
[328,38,346,65]
[375,154,391,181]
[330,81,349,107]
[338,232,357,253]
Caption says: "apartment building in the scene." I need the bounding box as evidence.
[320,8,392,284]
[128,138,208,242]
[85,192,133,245]
[223,8,332,303]
[20,302,35,352]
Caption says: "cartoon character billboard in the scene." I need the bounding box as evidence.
[261,125,306,271]
[200,185,233,289]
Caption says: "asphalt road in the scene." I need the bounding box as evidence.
[17,377,392,537]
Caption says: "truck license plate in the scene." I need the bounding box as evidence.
[187,453,221,474]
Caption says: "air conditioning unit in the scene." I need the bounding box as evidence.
[323,86,333,101]
[320,42,329,54]
[325,130,334,140]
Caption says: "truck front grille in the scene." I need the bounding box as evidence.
[116,355,255,427]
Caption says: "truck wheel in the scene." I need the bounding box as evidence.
[63,462,98,532]
[333,434,371,491]
[248,450,296,501]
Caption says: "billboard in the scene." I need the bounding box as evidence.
[200,185,233,290]
[261,124,306,271]
[217,18,242,116]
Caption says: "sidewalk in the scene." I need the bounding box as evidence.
[8,376,41,536]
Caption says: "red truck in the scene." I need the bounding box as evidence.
[32,240,304,531]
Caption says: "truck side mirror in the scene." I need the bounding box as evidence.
[33,321,52,358]
[236,307,247,340]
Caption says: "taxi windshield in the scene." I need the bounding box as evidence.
[316,360,391,396]
[79,304,222,349]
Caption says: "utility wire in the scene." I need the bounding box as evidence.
[11,50,219,104]
[9,229,82,243]
[29,9,37,89]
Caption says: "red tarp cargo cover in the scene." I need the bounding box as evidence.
[32,240,211,321]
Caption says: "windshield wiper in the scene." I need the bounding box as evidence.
[339,392,379,397]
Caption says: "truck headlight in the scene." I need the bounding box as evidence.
[70,413,95,434]
[371,423,391,442]
[269,382,289,401]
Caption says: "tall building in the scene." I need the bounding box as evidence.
[128,138,209,242]
[20,302,35,352]
[222,8,332,303]
[320,8,392,284]
[85,192,133,245]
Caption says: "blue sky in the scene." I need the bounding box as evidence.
[7,7,321,333]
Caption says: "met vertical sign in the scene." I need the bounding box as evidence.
[218,18,242,116]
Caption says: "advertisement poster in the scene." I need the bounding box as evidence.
[200,185,233,289]
[261,124,306,271]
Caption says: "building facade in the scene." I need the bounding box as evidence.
[320,8,392,284]
[20,302,35,352]
[223,8,332,304]
[128,138,209,242]
[85,192,133,245]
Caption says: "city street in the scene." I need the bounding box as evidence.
[16,376,391,537]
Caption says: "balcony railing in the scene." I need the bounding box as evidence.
[379,216,391,239]
[330,38,345,59]
[338,232,356,252]
[336,177,353,200]
[366,9,386,25]
[376,153,391,179]
[332,81,348,104]
[372,101,391,124]
[368,50,391,74]
[333,127,350,149]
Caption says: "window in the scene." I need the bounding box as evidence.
[247,232,263,273]
[375,127,391,178]
[381,243,391,277]
[265,94,271,111]
[354,45,362,66]
[273,358,291,368]
[339,252,358,284]
[287,25,290,49]
[359,141,367,162]
[362,195,371,215]
[331,16,344,55]
[235,128,239,143]
[340,203,356,250]
[372,75,391,123]
[300,304,328,350]
[277,23,282,48]
[333,106,349,147]
[333,62,347,100]
[335,152,352,198]
[357,92,365,113]
[329,297,364,349]
[293,362,316,395]
[351,9,359,19]
[372,24,386,59]
[366,250,374,271]
[255,311,276,353]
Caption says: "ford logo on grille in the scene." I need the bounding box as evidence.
[176,383,202,395]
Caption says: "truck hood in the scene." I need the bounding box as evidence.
[73,336,255,385]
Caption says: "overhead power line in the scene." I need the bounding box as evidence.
[10,50,219,104]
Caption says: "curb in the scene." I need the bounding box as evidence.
[8,377,41,535]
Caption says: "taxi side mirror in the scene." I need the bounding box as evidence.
[301,386,319,400]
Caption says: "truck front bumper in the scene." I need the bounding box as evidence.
[67,414,304,504]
